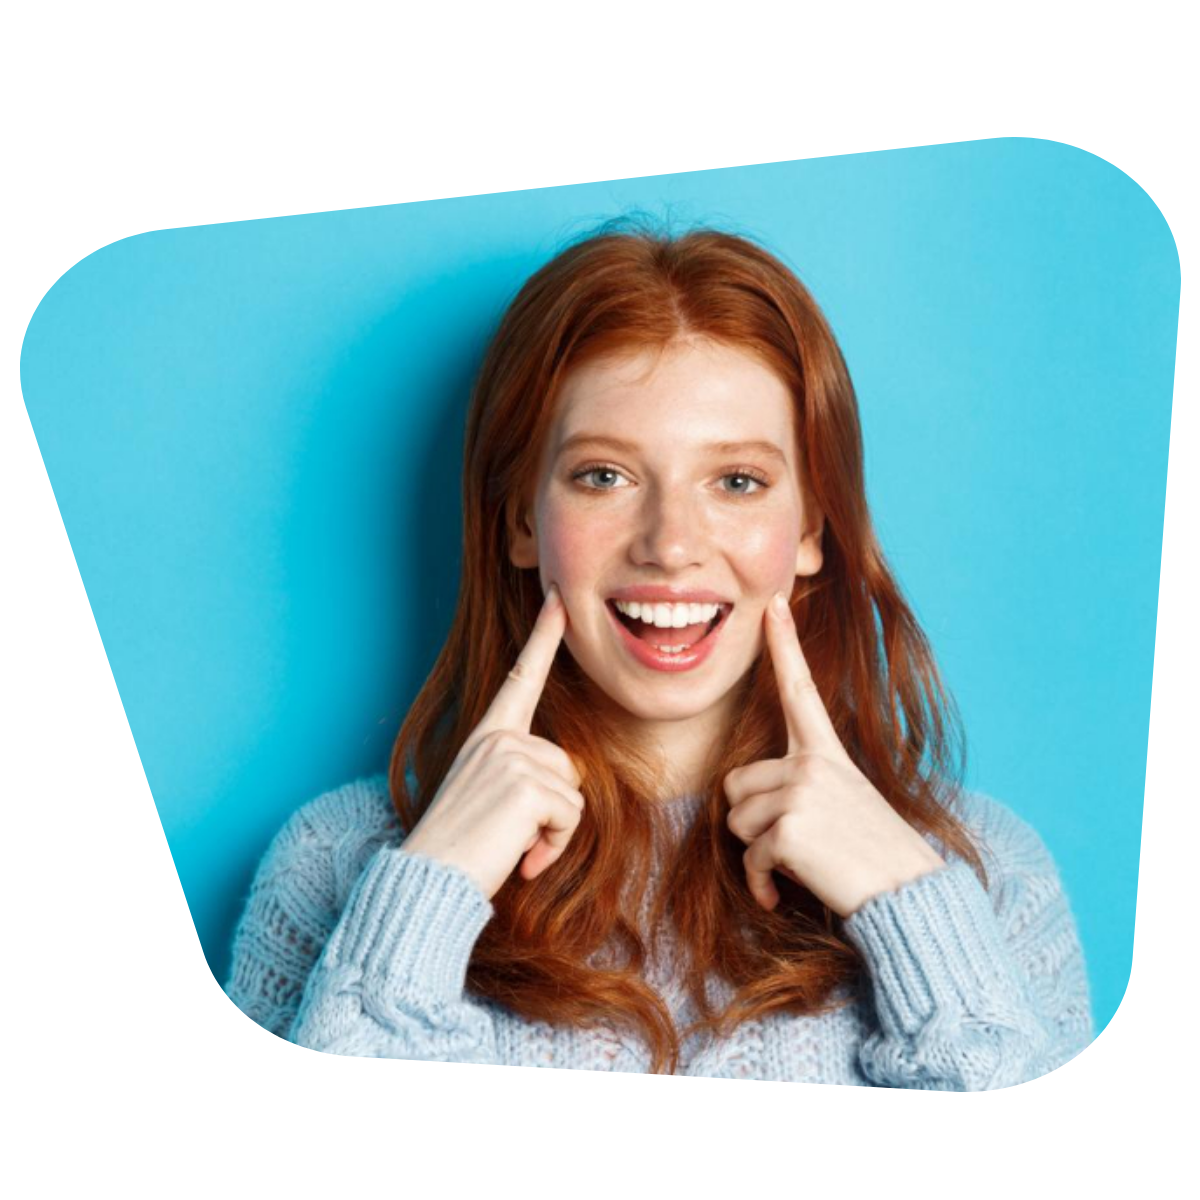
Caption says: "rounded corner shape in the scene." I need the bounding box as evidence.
[20,226,165,376]
[1036,137,1176,266]
[1008,1038,1099,1094]
[210,975,305,1054]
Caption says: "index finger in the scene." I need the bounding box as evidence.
[764,591,843,757]
[476,584,568,735]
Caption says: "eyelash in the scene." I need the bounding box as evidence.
[569,462,772,497]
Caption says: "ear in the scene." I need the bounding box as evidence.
[506,496,539,569]
[795,505,825,577]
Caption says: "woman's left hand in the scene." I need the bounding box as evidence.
[723,592,947,918]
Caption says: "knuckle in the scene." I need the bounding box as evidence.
[782,807,803,831]
[510,778,542,811]
[497,747,529,776]
[491,729,527,757]
[479,728,507,753]
[787,756,824,789]
[783,779,808,807]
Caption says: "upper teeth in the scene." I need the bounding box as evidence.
[613,600,724,628]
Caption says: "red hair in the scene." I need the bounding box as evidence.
[388,218,986,1073]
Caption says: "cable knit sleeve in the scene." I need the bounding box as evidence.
[842,792,1094,1091]
[224,776,500,1064]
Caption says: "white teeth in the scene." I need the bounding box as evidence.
[613,599,723,628]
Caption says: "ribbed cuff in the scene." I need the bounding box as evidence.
[321,848,493,1004]
[843,861,1023,1037]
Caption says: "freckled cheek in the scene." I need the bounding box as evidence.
[535,506,610,597]
[734,516,803,596]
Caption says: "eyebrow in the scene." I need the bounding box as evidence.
[556,433,788,465]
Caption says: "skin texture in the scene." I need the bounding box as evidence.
[508,337,824,797]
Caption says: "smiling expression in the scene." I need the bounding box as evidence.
[508,336,824,737]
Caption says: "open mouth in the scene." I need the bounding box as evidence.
[604,597,724,643]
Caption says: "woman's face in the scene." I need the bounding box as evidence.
[509,337,824,742]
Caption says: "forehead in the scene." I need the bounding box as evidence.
[552,339,796,449]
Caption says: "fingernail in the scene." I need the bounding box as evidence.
[545,583,561,610]
[771,592,789,617]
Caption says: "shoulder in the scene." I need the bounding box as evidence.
[257,773,401,907]
[945,790,1058,874]
[941,789,1077,931]
[283,772,399,846]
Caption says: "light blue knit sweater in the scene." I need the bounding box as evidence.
[224,774,1093,1088]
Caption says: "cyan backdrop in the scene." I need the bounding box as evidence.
[21,138,1178,1036]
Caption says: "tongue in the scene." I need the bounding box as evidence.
[628,617,711,648]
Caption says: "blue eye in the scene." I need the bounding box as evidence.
[573,465,628,489]
[569,463,771,497]
[720,470,768,494]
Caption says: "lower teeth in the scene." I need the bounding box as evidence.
[614,606,723,656]
[652,619,715,657]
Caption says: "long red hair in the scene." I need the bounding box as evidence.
[388,218,986,1073]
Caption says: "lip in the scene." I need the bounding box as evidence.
[607,584,733,605]
[605,598,731,674]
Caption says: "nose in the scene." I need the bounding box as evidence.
[629,482,708,570]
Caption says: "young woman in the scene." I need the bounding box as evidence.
[225,221,1093,1088]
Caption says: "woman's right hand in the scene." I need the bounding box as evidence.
[400,584,585,900]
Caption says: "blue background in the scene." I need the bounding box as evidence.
[20,138,1178,1036]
